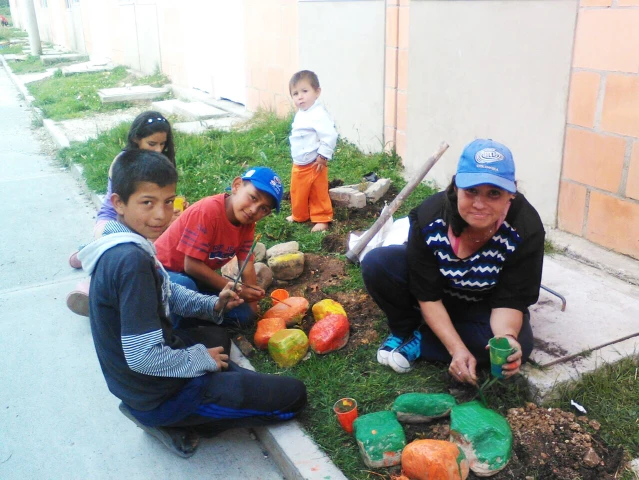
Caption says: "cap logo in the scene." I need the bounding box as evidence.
[244,169,256,178]
[270,176,282,195]
[475,148,504,164]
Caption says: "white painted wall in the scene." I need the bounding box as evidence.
[406,0,578,225]
[299,0,385,153]
[182,0,246,103]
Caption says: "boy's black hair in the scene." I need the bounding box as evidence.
[112,150,178,204]
[125,111,176,166]
[289,70,320,93]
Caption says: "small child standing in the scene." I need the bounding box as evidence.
[287,70,338,232]
[78,150,306,457]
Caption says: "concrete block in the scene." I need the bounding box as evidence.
[173,101,227,121]
[4,54,28,61]
[98,85,170,103]
[203,116,245,131]
[61,61,114,76]
[19,70,57,84]
[364,178,391,203]
[41,53,89,64]
[151,99,184,117]
[173,121,207,135]
[42,119,70,149]
[329,186,366,209]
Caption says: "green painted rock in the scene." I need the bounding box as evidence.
[353,410,406,468]
[449,401,512,477]
[392,393,457,423]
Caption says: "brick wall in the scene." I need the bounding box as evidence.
[559,1,639,259]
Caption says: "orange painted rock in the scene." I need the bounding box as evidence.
[312,299,347,322]
[309,314,350,354]
[263,296,309,326]
[400,439,469,480]
[268,329,309,368]
[254,317,286,350]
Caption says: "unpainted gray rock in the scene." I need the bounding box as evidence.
[266,241,299,260]
[268,252,305,281]
[255,262,273,289]
[221,256,239,279]
[253,242,267,263]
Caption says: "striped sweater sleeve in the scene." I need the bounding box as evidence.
[122,329,219,377]
[169,282,222,324]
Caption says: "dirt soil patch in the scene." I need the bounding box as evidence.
[399,403,624,480]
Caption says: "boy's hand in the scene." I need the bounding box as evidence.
[239,284,265,303]
[315,155,328,172]
[214,282,244,312]
[207,346,229,371]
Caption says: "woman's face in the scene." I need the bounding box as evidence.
[456,184,513,230]
[134,132,167,154]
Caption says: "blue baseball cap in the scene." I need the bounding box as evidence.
[241,166,283,212]
[455,139,517,193]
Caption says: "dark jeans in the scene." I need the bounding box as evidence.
[168,271,257,329]
[171,326,307,434]
[361,244,533,365]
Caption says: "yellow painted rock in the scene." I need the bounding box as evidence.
[268,329,309,368]
[312,299,347,322]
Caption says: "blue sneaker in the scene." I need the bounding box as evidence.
[376,333,405,366]
[389,330,422,373]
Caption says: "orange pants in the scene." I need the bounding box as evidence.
[290,163,333,223]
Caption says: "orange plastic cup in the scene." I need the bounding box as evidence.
[333,398,358,434]
[271,289,290,302]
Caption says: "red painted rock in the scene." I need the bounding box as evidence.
[309,314,350,354]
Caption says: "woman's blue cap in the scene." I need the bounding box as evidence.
[241,166,283,212]
[455,139,517,193]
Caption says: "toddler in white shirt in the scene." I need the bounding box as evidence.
[287,70,338,232]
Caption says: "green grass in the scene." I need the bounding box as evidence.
[58,112,639,478]
[28,65,170,120]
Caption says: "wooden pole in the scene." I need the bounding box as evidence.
[345,141,449,265]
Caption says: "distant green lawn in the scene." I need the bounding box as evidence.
[28,66,170,120]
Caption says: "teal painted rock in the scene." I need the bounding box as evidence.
[353,410,406,468]
[450,401,512,476]
[392,393,457,423]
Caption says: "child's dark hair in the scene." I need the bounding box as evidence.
[112,150,178,204]
[289,70,320,93]
[125,111,176,165]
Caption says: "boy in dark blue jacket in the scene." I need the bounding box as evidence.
[78,150,306,457]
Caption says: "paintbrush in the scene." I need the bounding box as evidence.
[222,274,263,292]
[217,234,262,318]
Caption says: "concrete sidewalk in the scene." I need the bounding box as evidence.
[0,61,344,480]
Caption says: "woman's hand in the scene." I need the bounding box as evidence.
[214,282,244,312]
[449,349,478,386]
[488,335,523,378]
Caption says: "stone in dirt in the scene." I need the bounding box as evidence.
[268,252,304,281]
[254,262,273,289]
[253,242,267,263]
[450,401,512,476]
[392,393,457,423]
[398,439,469,480]
[233,335,255,358]
[266,241,299,259]
[353,410,406,468]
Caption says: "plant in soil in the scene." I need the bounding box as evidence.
[59,112,636,480]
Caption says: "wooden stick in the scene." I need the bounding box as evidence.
[222,274,262,292]
[345,141,449,264]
